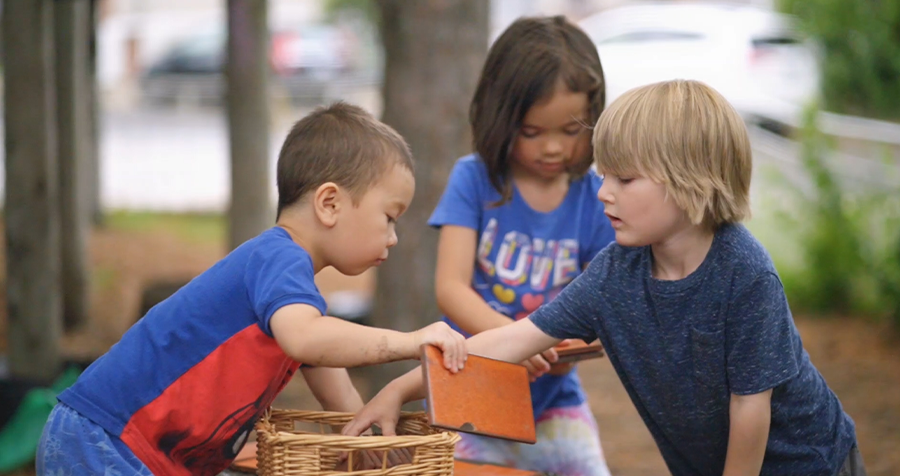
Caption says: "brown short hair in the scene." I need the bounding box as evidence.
[470,16,605,204]
[276,102,413,219]
[593,80,752,226]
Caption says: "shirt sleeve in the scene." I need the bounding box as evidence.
[726,272,800,395]
[244,244,328,337]
[529,246,610,343]
[428,158,484,230]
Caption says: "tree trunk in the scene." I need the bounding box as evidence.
[3,0,63,381]
[88,0,103,227]
[55,0,92,331]
[226,0,272,251]
[369,0,488,394]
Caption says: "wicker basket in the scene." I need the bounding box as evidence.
[254,409,460,476]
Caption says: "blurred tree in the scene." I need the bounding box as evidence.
[89,0,103,228]
[226,0,273,251]
[55,0,93,331]
[3,0,64,381]
[780,0,900,120]
[368,0,488,393]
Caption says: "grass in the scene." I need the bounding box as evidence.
[91,266,118,292]
[104,211,225,246]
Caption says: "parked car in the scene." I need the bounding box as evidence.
[141,24,369,105]
[578,2,821,122]
[271,25,353,80]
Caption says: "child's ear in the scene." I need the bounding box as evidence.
[313,182,342,227]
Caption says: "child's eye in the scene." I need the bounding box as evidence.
[519,129,539,139]
[386,215,396,224]
[564,127,583,136]
[604,175,633,185]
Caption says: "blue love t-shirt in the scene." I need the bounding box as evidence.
[428,154,615,418]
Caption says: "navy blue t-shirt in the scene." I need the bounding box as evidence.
[530,223,856,476]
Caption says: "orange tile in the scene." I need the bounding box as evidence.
[422,345,536,444]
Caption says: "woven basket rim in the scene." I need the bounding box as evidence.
[255,409,461,450]
[255,409,460,475]
[260,409,426,422]
[257,431,460,449]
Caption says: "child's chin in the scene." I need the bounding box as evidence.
[614,233,645,248]
[333,263,369,276]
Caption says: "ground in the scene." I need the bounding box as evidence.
[1,218,898,475]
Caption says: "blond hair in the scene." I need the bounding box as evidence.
[592,80,752,226]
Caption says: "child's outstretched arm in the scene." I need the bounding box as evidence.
[722,390,772,476]
[270,304,466,371]
[341,317,561,437]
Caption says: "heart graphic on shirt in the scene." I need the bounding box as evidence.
[492,284,516,304]
[521,293,544,312]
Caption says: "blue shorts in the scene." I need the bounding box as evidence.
[36,403,153,476]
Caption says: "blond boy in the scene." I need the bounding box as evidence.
[345,81,865,476]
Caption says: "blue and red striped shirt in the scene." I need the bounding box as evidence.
[59,227,327,475]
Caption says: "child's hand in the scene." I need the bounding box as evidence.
[548,339,576,375]
[522,347,558,382]
[342,386,405,437]
[411,322,467,372]
[548,361,576,375]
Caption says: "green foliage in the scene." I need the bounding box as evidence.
[770,105,900,326]
[779,0,900,119]
[105,211,225,245]
[323,0,378,25]
[92,266,118,292]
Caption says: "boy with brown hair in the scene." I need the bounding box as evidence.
[345,81,865,476]
[36,102,467,476]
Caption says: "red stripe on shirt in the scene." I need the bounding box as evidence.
[121,324,300,476]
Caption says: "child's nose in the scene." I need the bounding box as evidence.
[543,138,563,156]
[597,180,613,204]
[387,229,398,247]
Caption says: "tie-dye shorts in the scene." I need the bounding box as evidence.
[454,402,612,476]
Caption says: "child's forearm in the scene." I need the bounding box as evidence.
[301,367,365,412]
[297,316,415,367]
[467,318,561,364]
[383,320,559,405]
[391,366,429,403]
[437,281,514,335]
[722,391,772,476]
[272,305,465,372]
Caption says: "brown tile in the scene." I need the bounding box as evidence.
[422,345,536,444]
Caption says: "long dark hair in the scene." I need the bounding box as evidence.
[470,16,605,205]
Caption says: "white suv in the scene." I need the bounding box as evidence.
[578,2,821,122]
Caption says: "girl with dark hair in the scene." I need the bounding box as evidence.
[427,16,615,476]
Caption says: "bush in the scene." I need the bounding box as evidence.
[779,0,900,120]
[771,105,900,326]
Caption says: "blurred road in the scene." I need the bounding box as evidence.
[0,85,894,214]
